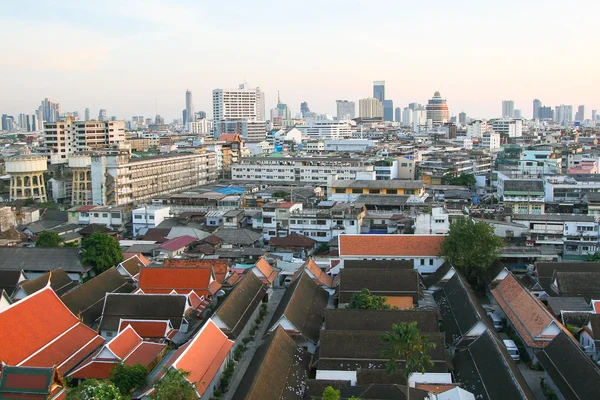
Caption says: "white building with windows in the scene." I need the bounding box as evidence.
[212,83,265,138]
[467,120,488,138]
[296,120,352,140]
[132,206,171,236]
[189,119,213,136]
[490,119,523,138]
[481,131,501,151]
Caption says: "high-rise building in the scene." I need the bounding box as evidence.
[426,91,450,125]
[359,98,384,118]
[185,90,194,129]
[336,100,356,120]
[539,106,554,120]
[533,99,542,120]
[383,100,394,122]
[394,107,401,123]
[514,109,522,119]
[40,98,61,123]
[31,115,39,131]
[84,108,90,121]
[408,103,421,111]
[300,102,310,118]
[555,105,573,125]
[575,105,585,122]
[458,111,467,124]
[98,109,107,121]
[593,110,597,122]
[196,111,207,119]
[18,114,28,131]
[212,83,265,138]
[1,115,14,132]
[502,100,515,118]
[270,92,291,123]
[373,81,385,102]
[402,107,412,125]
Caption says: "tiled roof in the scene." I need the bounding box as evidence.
[324,309,439,332]
[0,287,104,374]
[338,234,444,257]
[0,248,90,273]
[164,259,229,283]
[213,228,262,245]
[491,274,557,348]
[254,257,278,284]
[155,235,197,251]
[224,272,241,286]
[107,325,143,359]
[303,258,333,288]
[0,365,64,399]
[138,267,213,296]
[269,232,317,248]
[125,342,166,366]
[553,271,600,300]
[118,319,174,339]
[0,270,23,298]
[18,268,77,297]
[171,319,234,397]
[338,268,420,304]
[119,255,149,277]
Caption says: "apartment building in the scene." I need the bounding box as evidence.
[231,156,375,184]
[490,119,523,138]
[328,179,426,202]
[86,150,217,206]
[132,205,171,236]
[296,120,352,139]
[212,83,266,138]
[496,172,545,214]
[44,118,125,164]
[545,175,600,203]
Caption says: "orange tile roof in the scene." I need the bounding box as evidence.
[67,361,115,380]
[118,320,171,338]
[225,272,241,286]
[107,325,143,359]
[0,287,104,373]
[338,234,445,257]
[138,267,213,293]
[125,342,166,366]
[172,319,234,397]
[385,296,414,310]
[254,258,277,284]
[305,258,333,288]
[416,384,459,394]
[593,300,600,314]
[164,259,229,283]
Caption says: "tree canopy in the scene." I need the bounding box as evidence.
[380,322,436,376]
[109,362,148,395]
[82,232,123,273]
[347,288,391,310]
[36,231,62,248]
[443,173,476,188]
[66,379,124,400]
[151,368,197,400]
[440,218,505,282]
[322,386,341,400]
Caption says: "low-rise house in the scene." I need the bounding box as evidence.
[116,254,150,281]
[269,233,317,258]
[549,270,600,301]
[293,258,334,292]
[212,273,267,341]
[98,293,190,338]
[536,331,600,400]
[0,247,93,281]
[61,267,135,326]
[267,272,329,352]
[12,268,78,301]
[132,205,170,236]
[0,286,105,375]
[152,235,197,258]
[251,257,278,287]
[232,326,310,400]
[324,308,439,333]
[223,209,247,228]
[163,258,229,284]
[579,314,600,361]
[545,297,591,323]
[453,329,535,400]
[337,234,446,274]
[213,227,262,248]
[0,365,66,400]
[534,262,600,298]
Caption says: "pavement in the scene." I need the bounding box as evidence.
[498,332,546,400]
[223,287,286,400]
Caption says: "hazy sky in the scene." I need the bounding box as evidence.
[2,0,599,121]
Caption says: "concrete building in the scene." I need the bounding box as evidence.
[324,139,375,152]
[373,81,385,102]
[514,109,522,119]
[373,158,399,180]
[213,119,266,142]
[359,98,383,118]
[466,120,488,138]
[297,120,352,139]
[490,119,523,138]
[575,105,586,123]
[44,119,126,164]
[502,100,515,118]
[132,206,171,236]
[481,131,501,151]
[395,107,402,123]
[212,83,265,137]
[185,90,194,129]
[426,91,449,125]
[189,118,213,136]
[328,179,426,202]
[415,207,451,235]
[336,100,356,120]
[533,99,542,120]
[555,105,573,126]
[402,107,412,125]
[5,154,48,202]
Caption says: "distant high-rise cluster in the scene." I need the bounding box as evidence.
[502,100,515,118]
[300,101,310,118]
[359,97,383,119]
[98,109,107,121]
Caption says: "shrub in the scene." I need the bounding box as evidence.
[242,337,251,345]
[249,329,256,336]
[213,389,223,398]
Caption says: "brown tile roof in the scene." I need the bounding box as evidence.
[254,257,278,284]
[164,259,229,283]
[491,274,558,348]
[119,255,149,277]
[18,268,77,297]
[304,258,333,288]
[224,272,241,287]
[201,235,223,245]
[338,234,444,257]
[139,228,170,243]
[338,268,420,304]
[269,233,317,248]
[324,309,439,332]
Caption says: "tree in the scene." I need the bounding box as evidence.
[443,173,476,188]
[110,362,148,395]
[440,218,505,283]
[82,232,123,273]
[151,368,197,400]
[36,231,62,248]
[380,322,437,400]
[272,190,289,198]
[347,288,391,310]
[322,386,341,400]
[587,252,600,261]
[66,379,124,400]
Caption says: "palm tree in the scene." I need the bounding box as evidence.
[380,322,436,400]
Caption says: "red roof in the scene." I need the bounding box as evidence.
[77,205,96,212]
[304,258,333,288]
[164,259,229,283]
[278,202,298,209]
[125,342,166,366]
[171,319,234,397]
[593,300,600,314]
[338,234,444,257]
[0,287,104,373]
[118,320,172,339]
[138,267,213,295]
[155,235,197,252]
[254,258,277,284]
[107,325,143,359]
[218,133,242,142]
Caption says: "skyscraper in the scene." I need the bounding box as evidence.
[383,99,394,122]
[502,100,515,118]
[575,105,585,122]
[538,106,554,120]
[555,105,573,125]
[514,109,522,119]
[458,111,467,124]
[40,98,61,123]
[426,91,450,125]
[98,109,107,121]
[359,98,383,118]
[185,90,194,129]
[373,81,385,102]
[336,100,356,120]
[402,107,412,125]
[394,107,401,123]
[300,102,310,118]
[197,111,207,119]
[212,83,266,139]
[533,99,542,120]
[593,110,597,122]
[84,108,90,121]
[408,103,421,111]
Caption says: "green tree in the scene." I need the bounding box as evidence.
[36,231,62,248]
[440,218,505,283]
[443,173,476,188]
[586,252,600,261]
[151,368,197,400]
[346,288,391,310]
[272,190,289,198]
[66,379,124,400]
[322,386,341,400]
[82,232,123,273]
[381,322,437,400]
[110,362,148,395]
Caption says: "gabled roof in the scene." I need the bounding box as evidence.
[99,293,188,332]
[338,234,444,257]
[107,325,143,359]
[339,384,429,400]
[338,267,420,304]
[302,258,333,288]
[154,235,197,252]
[254,257,278,284]
[453,329,535,400]
[269,233,317,248]
[535,262,600,293]
[169,319,234,397]
[536,331,600,400]
[546,297,591,316]
[269,272,329,343]
[61,267,135,326]
[77,223,114,236]
[588,314,600,341]
[18,268,77,297]
[0,286,104,374]
[0,270,25,297]
[423,261,454,288]
[138,267,215,296]
[491,274,558,348]
[164,259,229,283]
[232,326,309,400]
[552,271,600,301]
[324,309,439,332]
[118,255,150,278]
[0,365,65,399]
[214,273,267,338]
[433,272,487,345]
[118,319,175,339]
[0,248,91,273]
[213,228,262,245]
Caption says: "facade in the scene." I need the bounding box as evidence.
[383,99,394,122]
[426,91,450,125]
[481,131,501,151]
[324,139,374,152]
[496,173,545,214]
[490,119,523,138]
[213,120,266,142]
[328,179,426,202]
[555,104,573,125]
[296,120,352,139]
[5,154,48,202]
[44,119,126,164]
[359,98,383,118]
[502,100,515,118]
[336,100,356,120]
[212,83,265,137]
[373,80,385,102]
[189,118,213,136]
[132,206,171,236]
[533,99,541,119]
[373,158,399,180]
[466,120,487,138]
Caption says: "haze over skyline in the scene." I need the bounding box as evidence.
[2,0,599,120]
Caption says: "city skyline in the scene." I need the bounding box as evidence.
[2,0,600,120]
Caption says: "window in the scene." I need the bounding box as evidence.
[149,215,154,220]
[350,221,355,225]
[93,213,99,217]
[405,190,415,195]
[111,213,120,219]
[429,259,434,266]
[134,215,142,220]
[316,220,326,225]
[268,231,276,236]
[420,259,425,265]
[387,189,397,194]
[401,163,408,167]
[102,213,108,218]
[263,217,272,224]
[317,232,327,237]
[335,188,345,193]
[352,189,363,194]
[81,212,89,217]
[369,189,380,194]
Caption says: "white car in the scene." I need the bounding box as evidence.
[503,339,520,362]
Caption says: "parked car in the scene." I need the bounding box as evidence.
[487,311,503,331]
[503,339,520,362]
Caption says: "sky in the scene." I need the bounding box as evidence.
[1,0,599,121]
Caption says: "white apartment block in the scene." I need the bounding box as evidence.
[415,207,451,235]
[44,119,125,164]
[324,139,375,152]
[490,119,523,138]
[231,156,374,184]
[467,120,488,138]
[296,120,352,140]
[88,151,217,206]
[189,119,213,136]
[481,131,501,151]
[304,140,325,153]
[336,100,356,120]
[212,83,265,138]
[132,205,171,236]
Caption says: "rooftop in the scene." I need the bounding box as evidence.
[339,234,444,257]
